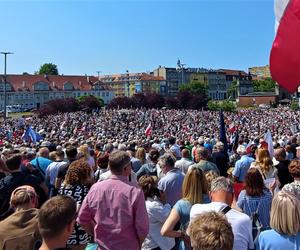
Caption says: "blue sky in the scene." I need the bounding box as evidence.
[0,0,275,75]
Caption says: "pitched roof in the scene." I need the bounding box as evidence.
[0,74,111,92]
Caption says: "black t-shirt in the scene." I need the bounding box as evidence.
[0,171,43,217]
[56,159,76,180]
[275,160,294,189]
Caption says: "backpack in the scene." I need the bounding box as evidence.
[245,197,263,241]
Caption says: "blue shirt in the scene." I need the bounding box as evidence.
[158,168,185,207]
[256,229,300,250]
[174,196,210,250]
[233,155,254,182]
[237,189,272,229]
[31,157,52,175]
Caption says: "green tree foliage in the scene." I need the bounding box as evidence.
[78,95,104,110]
[179,80,208,96]
[291,100,299,110]
[38,63,59,75]
[207,100,236,112]
[253,78,276,92]
[227,80,238,99]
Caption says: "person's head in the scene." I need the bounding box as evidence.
[104,143,114,153]
[55,150,65,161]
[168,137,176,145]
[38,196,76,247]
[5,154,22,171]
[274,147,286,161]
[270,191,300,236]
[288,159,300,180]
[148,148,160,163]
[256,148,273,174]
[209,177,234,205]
[38,147,50,158]
[136,147,146,162]
[188,211,234,250]
[195,147,209,162]
[215,141,224,152]
[64,159,91,186]
[245,168,265,197]
[10,185,38,211]
[182,168,208,204]
[49,151,57,161]
[138,175,159,199]
[158,153,176,174]
[108,150,131,176]
[205,170,220,191]
[181,148,190,159]
[78,145,90,160]
[237,145,247,156]
[65,146,78,161]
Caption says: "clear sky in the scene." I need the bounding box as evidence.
[0,0,275,76]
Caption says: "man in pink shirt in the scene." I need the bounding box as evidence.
[77,150,149,250]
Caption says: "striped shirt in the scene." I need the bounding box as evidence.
[237,189,272,229]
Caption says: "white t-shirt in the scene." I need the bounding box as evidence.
[190,201,254,250]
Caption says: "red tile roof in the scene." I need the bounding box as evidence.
[0,74,111,92]
[218,69,248,76]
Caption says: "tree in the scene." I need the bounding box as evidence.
[291,99,299,110]
[179,79,209,96]
[253,78,276,92]
[78,95,104,110]
[38,63,59,75]
[227,80,238,99]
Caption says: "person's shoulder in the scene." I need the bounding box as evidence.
[259,229,278,239]
[190,203,209,217]
[229,208,251,223]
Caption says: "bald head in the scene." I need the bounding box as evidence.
[274,148,286,161]
[39,147,50,158]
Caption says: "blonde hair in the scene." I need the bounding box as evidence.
[136,147,146,164]
[10,185,37,209]
[188,211,234,250]
[79,145,89,160]
[256,148,273,175]
[182,168,208,204]
[270,191,300,236]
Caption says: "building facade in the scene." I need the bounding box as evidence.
[0,74,114,110]
[100,73,166,97]
[248,65,271,80]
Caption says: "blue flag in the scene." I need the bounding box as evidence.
[219,110,228,153]
[22,126,42,144]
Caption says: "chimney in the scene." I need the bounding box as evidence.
[44,74,47,79]
[87,76,90,82]
[52,81,55,88]
[22,81,26,88]
[79,81,82,86]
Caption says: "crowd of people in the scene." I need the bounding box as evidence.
[1,107,300,250]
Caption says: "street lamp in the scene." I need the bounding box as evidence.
[1,52,13,120]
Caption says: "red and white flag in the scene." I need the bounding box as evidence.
[228,122,236,133]
[270,0,300,92]
[145,123,152,137]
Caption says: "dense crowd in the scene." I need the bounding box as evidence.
[1,107,300,250]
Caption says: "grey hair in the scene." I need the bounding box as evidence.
[159,153,176,168]
[210,177,234,193]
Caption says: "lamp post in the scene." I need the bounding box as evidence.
[1,52,13,120]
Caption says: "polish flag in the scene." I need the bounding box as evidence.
[270,0,300,93]
[246,140,255,154]
[145,123,152,137]
[228,122,236,133]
